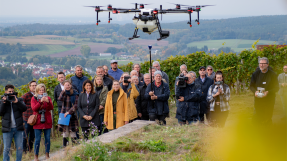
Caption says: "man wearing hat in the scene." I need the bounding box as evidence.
[145,71,170,125]
[195,66,214,122]
[108,60,124,81]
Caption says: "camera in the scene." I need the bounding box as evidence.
[214,81,223,85]
[39,109,46,123]
[37,93,48,100]
[178,73,189,88]
[257,87,265,98]
[2,92,18,102]
[124,76,131,83]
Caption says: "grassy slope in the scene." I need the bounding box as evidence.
[61,92,285,161]
[187,39,278,52]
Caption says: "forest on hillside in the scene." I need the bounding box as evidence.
[1,15,286,44]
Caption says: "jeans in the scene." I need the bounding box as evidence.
[23,121,35,152]
[3,128,23,161]
[34,129,51,155]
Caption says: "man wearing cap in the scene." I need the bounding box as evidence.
[195,66,214,122]
[108,60,124,81]
[145,71,170,125]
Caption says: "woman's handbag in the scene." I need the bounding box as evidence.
[27,105,42,126]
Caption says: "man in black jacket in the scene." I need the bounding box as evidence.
[250,57,279,125]
[54,71,78,114]
[94,66,113,91]
[195,66,214,122]
[0,84,27,161]
[145,71,170,125]
[136,73,151,120]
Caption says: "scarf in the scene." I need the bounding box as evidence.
[65,90,78,105]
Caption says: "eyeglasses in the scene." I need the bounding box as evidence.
[284,68,287,70]
[207,69,213,71]
[259,63,268,65]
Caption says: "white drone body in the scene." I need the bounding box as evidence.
[132,9,158,34]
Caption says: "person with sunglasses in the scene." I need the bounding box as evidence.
[278,64,287,119]
[206,65,215,80]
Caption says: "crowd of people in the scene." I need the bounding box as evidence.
[0,57,285,161]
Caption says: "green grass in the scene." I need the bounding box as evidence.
[63,92,285,161]
[187,39,278,52]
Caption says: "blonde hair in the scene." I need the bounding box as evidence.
[94,75,104,87]
[34,84,46,97]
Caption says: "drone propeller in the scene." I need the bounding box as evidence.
[131,3,152,9]
[168,3,190,9]
[85,6,105,8]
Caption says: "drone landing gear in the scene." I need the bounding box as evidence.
[155,17,169,41]
[129,28,140,40]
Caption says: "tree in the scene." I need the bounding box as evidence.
[80,45,91,58]
[105,47,118,55]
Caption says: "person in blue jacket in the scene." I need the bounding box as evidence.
[145,71,170,125]
[108,60,123,81]
[71,65,88,93]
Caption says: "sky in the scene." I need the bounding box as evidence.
[0,0,287,24]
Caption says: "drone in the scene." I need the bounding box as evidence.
[85,3,214,41]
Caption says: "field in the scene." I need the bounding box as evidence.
[187,39,278,52]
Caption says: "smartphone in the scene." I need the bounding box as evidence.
[43,93,48,97]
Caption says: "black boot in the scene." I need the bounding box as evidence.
[63,137,68,147]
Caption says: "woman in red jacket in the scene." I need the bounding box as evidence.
[31,84,54,161]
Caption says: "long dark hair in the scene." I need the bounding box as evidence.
[82,80,95,94]
[214,71,224,84]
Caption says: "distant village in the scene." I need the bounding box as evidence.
[1,61,94,79]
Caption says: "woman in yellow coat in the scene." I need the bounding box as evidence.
[104,80,129,130]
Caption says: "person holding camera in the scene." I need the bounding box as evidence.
[207,71,230,127]
[58,80,79,147]
[0,84,27,161]
[195,66,214,122]
[31,84,54,161]
[176,73,203,125]
[278,64,287,119]
[250,57,279,125]
[77,80,100,140]
[94,75,109,135]
[120,73,140,122]
[21,80,37,153]
[104,80,129,130]
[136,74,151,120]
[145,71,170,125]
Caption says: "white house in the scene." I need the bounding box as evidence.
[99,53,111,56]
